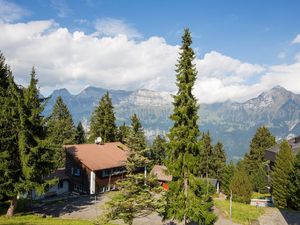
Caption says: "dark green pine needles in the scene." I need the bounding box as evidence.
[164,29,216,225]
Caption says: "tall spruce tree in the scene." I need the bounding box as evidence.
[220,162,235,196]
[75,121,86,144]
[116,122,130,144]
[244,126,276,176]
[164,29,216,225]
[149,135,167,166]
[99,115,162,225]
[229,166,252,203]
[211,141,226,180]
[47,96,76,167]
[89,92,117,143]
[0,63,55,216]
[272,140,294,208]
[288,151,300,210]
[199,131,214,178]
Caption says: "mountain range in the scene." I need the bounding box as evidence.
[43,85,300,160]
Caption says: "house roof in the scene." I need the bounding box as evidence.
[65,142,129,171]
[150,165,172,182]
[265,135,300,162]
[45,168,69,181]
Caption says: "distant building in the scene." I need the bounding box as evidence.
[265,135,300,168]
[65,142,128,194]
[32,168,70,200]
[150,165,172,190]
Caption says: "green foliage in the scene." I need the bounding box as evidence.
[244,126,276,176]
[220,162,235,196]
[214,199,265,225]
[75,122,86,144]
[89,92,117,143]
[149,135,167,166]
[0,60,55,216]
[230,166,252,203]
[288,151,300,210]
[100,115,162,225]
[251,165,268,194]
[46,96,76,167]
[116,122,130,144]
[272,140,294,208]
[164,29,216,224]
[199,131,214,178]
[211,141,226,180]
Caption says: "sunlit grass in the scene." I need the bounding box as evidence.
[214,199,265,225]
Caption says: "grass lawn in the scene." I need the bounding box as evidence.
[0,214,95,225]
[214,199,265,225]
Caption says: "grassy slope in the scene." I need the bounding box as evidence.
[0,214,94,225]
[214,199,265,225]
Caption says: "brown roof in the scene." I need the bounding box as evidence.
[150,165,172,182]
[45,168,69,181]
[265,135,300,162]
[65,142,129,171]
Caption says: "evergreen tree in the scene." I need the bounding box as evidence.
[199,131,214,178]
[89,92,117,143]
[164,29,216,225]
[75,122,86,144]
[244,126,276,176]
[0,63,55,216]
[99,115,162,225]
[288,151,300,210]
[229,166,252,203]
[211,141,226,180]
[116,122,130,144]
[220,162,235,196]
[149,135,167,166]
[47,96,76,167]
[272,140,294,208]
[252,165,268,194]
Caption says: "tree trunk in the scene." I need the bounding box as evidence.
[6,196,17,217]
[183,174,188,225]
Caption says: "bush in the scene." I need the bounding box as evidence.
[230,168,252,203]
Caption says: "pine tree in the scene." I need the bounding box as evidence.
[164,29,216,225]
[47,96,76,167]
[89,92,117,143]
[116,122,130,144]
[272,140,294,208]
[252,165,268,194]
[229,166,252,203]
[288,151,300,210]
[211,141,226,180]
[149,135,167,166]
[244,126,276,176]
[99,115,162,225]
[0,63,55,216]
[220,162,235,196]
[75,122,86,144]
[199,131,214,178]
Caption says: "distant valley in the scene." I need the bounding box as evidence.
[43,86,300,160]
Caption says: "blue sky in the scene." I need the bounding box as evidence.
[0,0,300,102]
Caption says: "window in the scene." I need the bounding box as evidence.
[74,183,83,192]
[71,167,81,176]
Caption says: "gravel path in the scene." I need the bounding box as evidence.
[258,207,300,225]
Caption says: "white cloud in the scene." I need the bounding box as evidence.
[0,20,300,103]
[0,0,28,23]
[291,34,300,44]
[94,18,142,39]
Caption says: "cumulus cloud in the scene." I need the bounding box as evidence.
[94,18,142,39]
[291,34,300,44]
[0,0,29,23]
[0,20,300,103]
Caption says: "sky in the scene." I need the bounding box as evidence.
[0,0,300,103]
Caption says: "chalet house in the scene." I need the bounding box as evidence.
[264,135,300,169]
[150,165,172,190]
[65,142,128,194]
